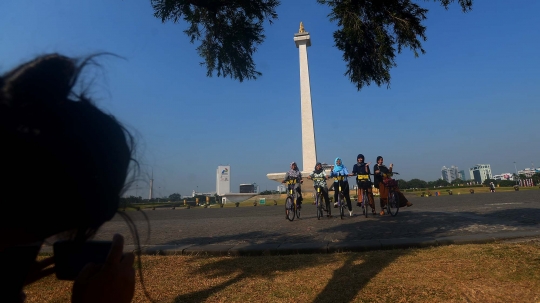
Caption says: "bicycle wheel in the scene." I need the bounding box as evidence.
[387,191,399,217]
[339,194,345,219]
[316,194,323,220]
[362,191,369,218]
[326,197,331,217]
[285,197,295,221]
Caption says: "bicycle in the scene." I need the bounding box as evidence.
[356,174,372,218]
[313,177,330,219]
[382,172,400,217]
[284,179,300,221]
[333,175,349,219]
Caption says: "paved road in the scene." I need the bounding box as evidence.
[42,190,540,255]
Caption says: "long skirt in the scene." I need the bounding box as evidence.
[378,179,409,208]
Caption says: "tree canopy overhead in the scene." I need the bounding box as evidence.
[151,0,473,90]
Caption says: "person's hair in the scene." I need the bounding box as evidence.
[1,53,135,241]
[377,156,383,162]
[1,53,159,301]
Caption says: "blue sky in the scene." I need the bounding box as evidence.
[1,1,538,198]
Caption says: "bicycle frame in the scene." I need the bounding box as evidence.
[356,174,372,217]
[315,185,323,219]
[285,179,298,221]
[334,175,348,219]
[382,172,400,216]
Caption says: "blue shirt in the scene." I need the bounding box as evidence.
[329,167,349,182]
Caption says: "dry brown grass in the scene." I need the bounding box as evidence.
[25,241,540,302]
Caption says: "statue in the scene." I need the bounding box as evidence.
[299,22,305,33]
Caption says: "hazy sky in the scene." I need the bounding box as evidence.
[1,1,538,198]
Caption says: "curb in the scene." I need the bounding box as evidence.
[39,230,540,256]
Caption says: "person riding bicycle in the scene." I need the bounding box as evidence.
[349,154,376,215]
[373,156,412,215]
[308,162,331,216]
[489,182,496,193]
[283,162,303,208]
[329,157,353,217]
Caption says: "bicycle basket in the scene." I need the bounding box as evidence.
[286,179,297,185]
[357,174,369,181]
[383,178,398,188]
[335,175,345,181]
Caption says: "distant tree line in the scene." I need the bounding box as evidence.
[397,172,540,190]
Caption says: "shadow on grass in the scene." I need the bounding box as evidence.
[169,247,406,303]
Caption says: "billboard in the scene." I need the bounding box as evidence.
[216,166,231,195]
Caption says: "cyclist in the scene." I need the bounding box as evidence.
[308,162,331,216]
[329,157,353,217]
[349,154,375,215]
[373,156,412,215]
[282,162,303,208]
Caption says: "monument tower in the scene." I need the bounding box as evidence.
[294,22,317,172]
[267,23,318,183]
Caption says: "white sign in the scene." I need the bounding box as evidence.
[216,165,231,195]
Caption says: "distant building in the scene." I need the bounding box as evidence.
[239,184,255,193]
[459,170,466,181]
[239,183,259,193]
[441,165,459,183]
[216,165,231,195]
[469,164,493,184]
[277,184,286,193]
[493,173,515,181]
[518,168,540,178]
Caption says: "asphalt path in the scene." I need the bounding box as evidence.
[86,189,540,250]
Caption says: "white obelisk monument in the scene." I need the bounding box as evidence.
[294,22,317,172]
[267,22,317,183]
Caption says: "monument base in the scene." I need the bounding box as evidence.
[221,193,258,203]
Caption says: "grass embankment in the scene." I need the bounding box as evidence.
[27,240,540,302]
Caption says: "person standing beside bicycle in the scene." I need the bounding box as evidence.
[283,162,303,208]
[329,157,353,217]
[308,162,331,216]
[350,154,376,215]
[373,156,412,215]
